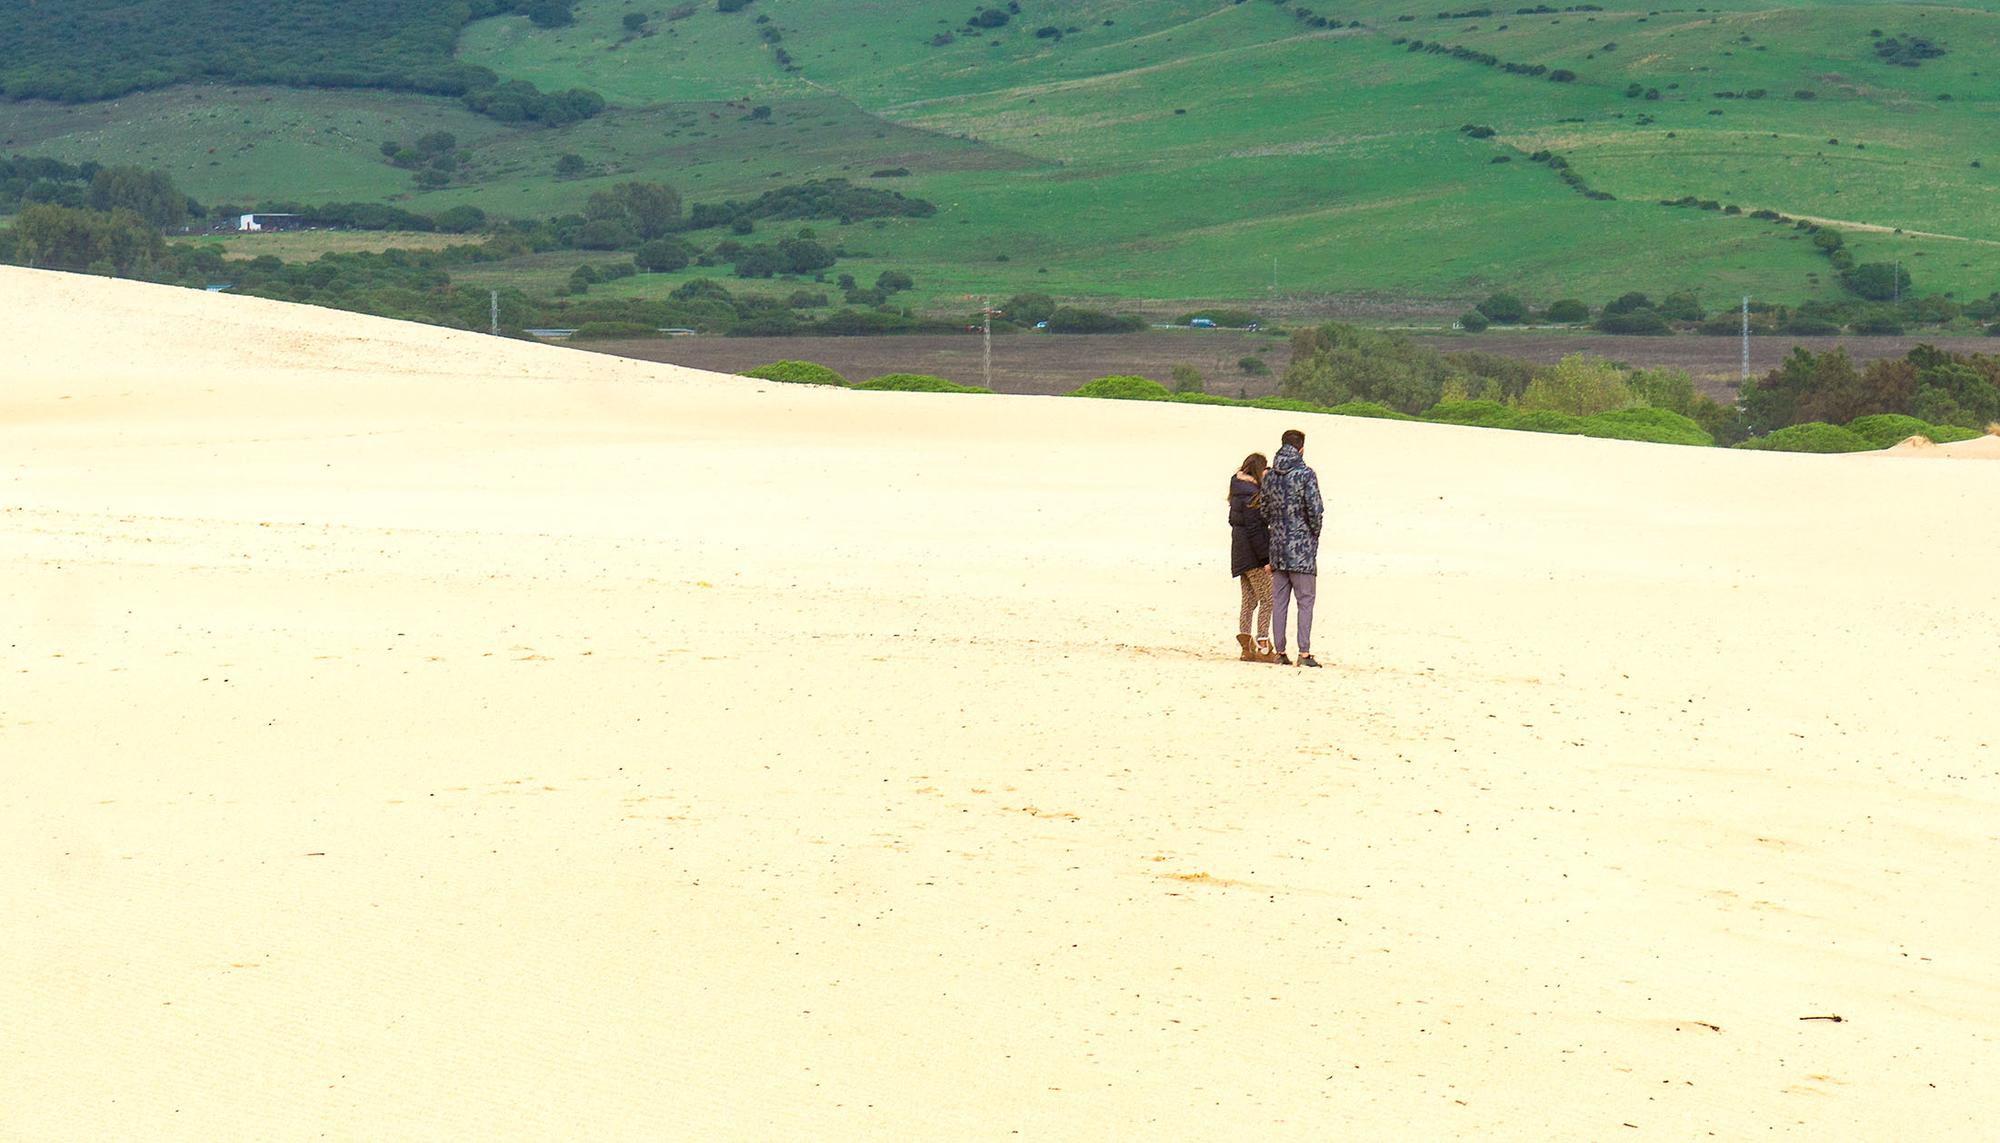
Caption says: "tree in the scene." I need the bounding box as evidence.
[1657,291,1704,321]
[1843,262,1912,301]
[1171,363,1205,394]
[1458,309,1490,332]
[623,12,649,30]
[1476,292,1527,324]
[1282,322,1451,414]
[777,237,834,274]
[576,218,637,249]
[1544,298,1589,323]
[433,205,487,233]
[1003,292,1056,326]
[614,181,682,239]
[555,153,587,177]
[12,203,164,273]
[1603,291,1653,315]
[875,269,915,293]
[635,238,692,273]
[1518,354,1637,416]
[1913,362,2000,427]
[86,166,186,228]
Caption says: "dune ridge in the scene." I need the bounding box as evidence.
[6,266,1999,1140]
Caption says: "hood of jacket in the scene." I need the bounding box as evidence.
[1272,443,1306,472]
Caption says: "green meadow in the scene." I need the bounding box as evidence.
[6,0,2000,310]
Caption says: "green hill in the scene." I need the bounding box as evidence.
[6,0,2000,310]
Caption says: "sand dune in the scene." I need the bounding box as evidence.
[7,265,1999,1140]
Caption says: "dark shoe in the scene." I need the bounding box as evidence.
[1274,652,1292,666]
[1298,654,1322,669]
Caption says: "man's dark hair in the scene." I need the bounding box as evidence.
[1281,429,1306,449]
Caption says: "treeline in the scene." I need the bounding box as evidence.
[1393,37,1578,83]
[1456,282,1997,339]
[1739,344,1999,439]
[0,0,600,125]
[1281,322,1729,440]
[1,157,200,227]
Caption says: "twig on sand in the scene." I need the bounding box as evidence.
[1798,1014,1845,1022]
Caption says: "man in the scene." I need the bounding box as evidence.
[1261,428,1323,668]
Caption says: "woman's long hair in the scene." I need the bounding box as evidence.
[1233,453,1268,507]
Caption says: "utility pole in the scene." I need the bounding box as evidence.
[490,289,500,336]
[1741,295,1750,383]
[982,301,994,391]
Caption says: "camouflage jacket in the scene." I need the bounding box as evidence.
[1260,444,1323,574]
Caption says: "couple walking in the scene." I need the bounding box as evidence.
[1229,428,1323,668]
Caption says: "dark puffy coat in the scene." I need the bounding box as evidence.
[1261,443,1323,574]
[1228,475,1270,577]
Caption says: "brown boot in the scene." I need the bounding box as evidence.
[1236,633,1259,661]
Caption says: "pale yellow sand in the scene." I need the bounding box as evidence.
[1883,432,2000,459]
[6,265,1999,1140]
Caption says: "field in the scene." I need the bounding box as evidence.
[578,328,2000,401]
[9,1,2000,309]
[194,230,472,260]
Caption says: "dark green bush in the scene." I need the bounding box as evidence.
[744,360,848,385]
[1458,309,1491,332]
[1047,307,1147,333]
[1595,309,1672,334]
[1322,401,1417,421]
[1476,292,1528,323]
[1544,298,1590,323]
[1422,400,1517,427]
[1734,422,1876,453]
[1579,407,1714,446]
[1070,375,1171,401]
[857,373,988,393]
[1510,409,1586,435]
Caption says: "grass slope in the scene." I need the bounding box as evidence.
[8,0,2000,309]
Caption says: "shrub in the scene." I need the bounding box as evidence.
[857,373,988,393]
[1458,309,1491,332]
[1003,291,1057,325]
[1595,309,1672,334]
[1519,353,1637,415]
[1544,298,1590,323]
[1782,315,1843,335]
[1238,355,1271,376]
[744,360,848,386]
[1734,422,1875,453]
[1423,399,1517,428]
[1171,363,1205,394]
[1046,307,1146,333]
[1069,375,1171,401]
[1579,407,1714,446]
[1324,401,1417,421]
[1842,413,1980,448]
[570,321,656,339]
[1476,292,1528,323]
[1510,409,1586,435]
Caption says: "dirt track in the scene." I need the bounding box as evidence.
[577,329,2000,401]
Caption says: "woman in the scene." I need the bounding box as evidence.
[1228,452,1275,662]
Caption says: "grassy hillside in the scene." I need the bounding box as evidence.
[7,0,2000,310]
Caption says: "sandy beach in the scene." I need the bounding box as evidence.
[6,265,1999,1140]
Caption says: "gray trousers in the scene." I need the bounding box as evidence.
[1271,570,1316,654]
